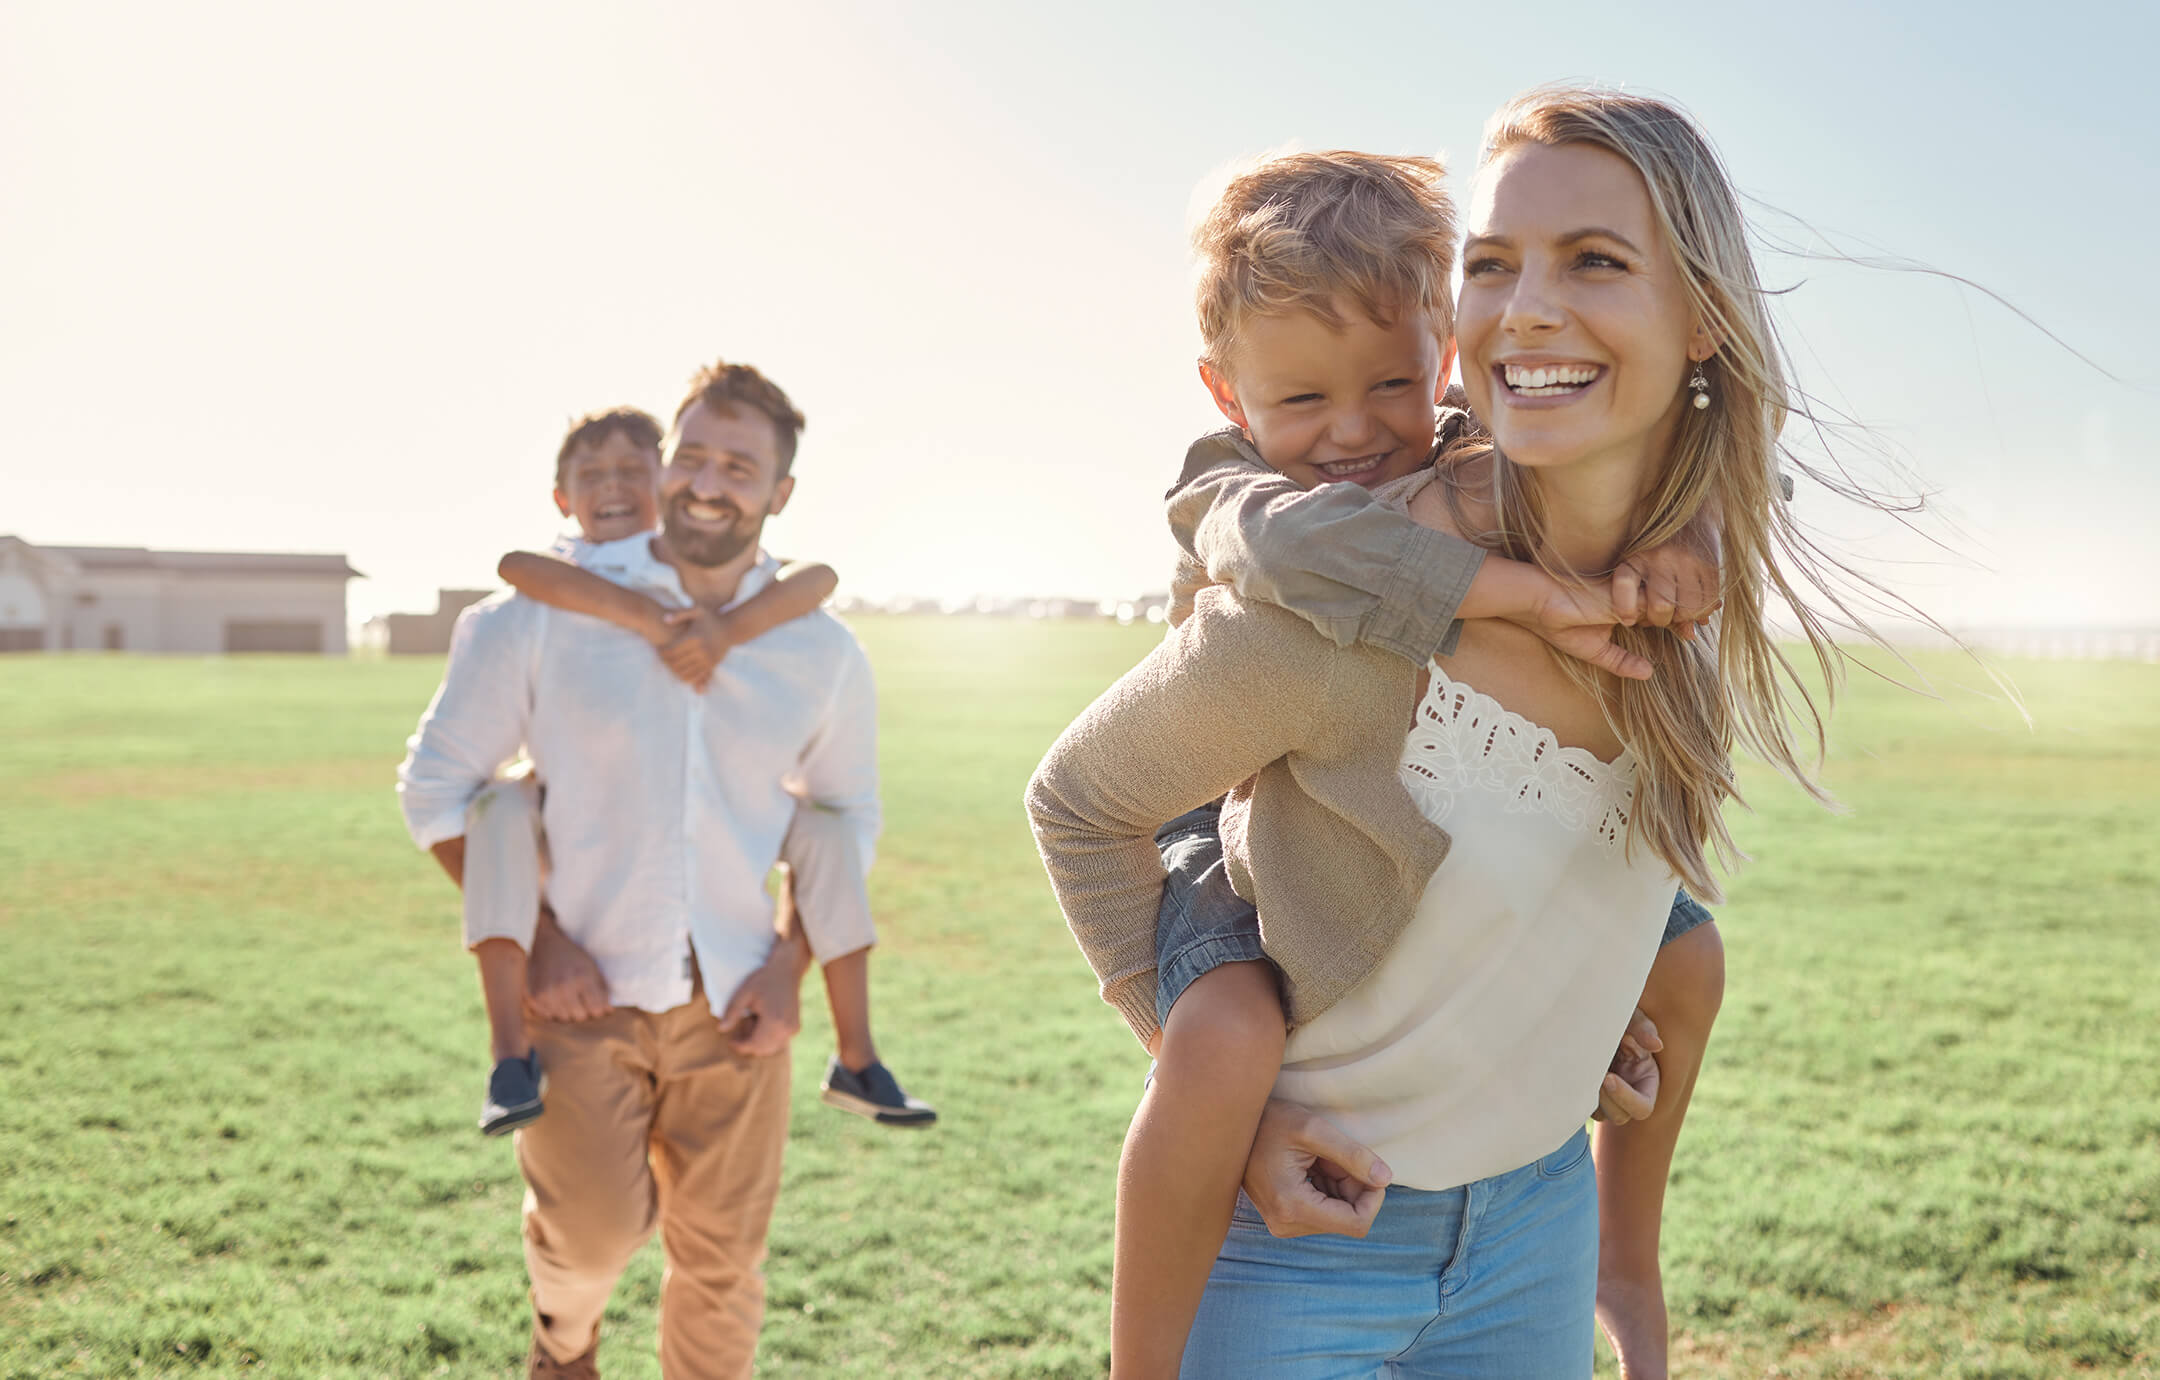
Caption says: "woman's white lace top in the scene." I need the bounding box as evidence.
[1274,661,1677,1192]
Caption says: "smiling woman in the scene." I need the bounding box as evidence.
[1028,84,1958,1380]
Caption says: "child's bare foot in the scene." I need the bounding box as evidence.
[1596,1277,1669,1380]
[819,1055,936,1127]
[480,1052,545,1136]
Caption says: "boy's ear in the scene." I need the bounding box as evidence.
[553,487,572,518]
[1197,360,1248,429]
[1435,338,1459,402]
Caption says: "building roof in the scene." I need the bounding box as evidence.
[36,544,363,580]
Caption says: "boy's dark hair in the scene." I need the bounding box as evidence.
[555,406,663,485]
[673,360,806,478]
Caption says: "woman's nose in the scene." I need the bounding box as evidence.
[1501,269,1565,337]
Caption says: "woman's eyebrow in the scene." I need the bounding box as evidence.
[1464,227,1645,255]
[1557,226,1644,254]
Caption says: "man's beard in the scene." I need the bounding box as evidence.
[662,493,763,568]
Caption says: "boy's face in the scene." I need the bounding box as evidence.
[1200,302,1457,491]
[554,430,662,542]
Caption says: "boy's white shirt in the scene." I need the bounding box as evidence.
[398,528,880,1014]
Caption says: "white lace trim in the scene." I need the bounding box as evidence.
[1399,662,1636,846]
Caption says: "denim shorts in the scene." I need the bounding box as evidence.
[1155,802,1714,1028]
[1662,889,1715,946]
[1182,1126,1598,1377]
[1153,800,1272,1029]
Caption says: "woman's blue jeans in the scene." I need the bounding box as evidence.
[1180,1126,1598,1378]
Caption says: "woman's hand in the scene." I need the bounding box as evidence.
[1242,1098,1392,1239]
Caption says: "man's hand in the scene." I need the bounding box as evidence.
[1613,536,1720,640]
[1593,1006,1664,1125]
[715,942,810,1057]
[1242,1098,1392,1239]
[525,905,611,1023]
[1512,582,1655,682]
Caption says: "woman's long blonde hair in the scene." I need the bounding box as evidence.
[1449,84,1923,901]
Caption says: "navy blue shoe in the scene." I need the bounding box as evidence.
[820,1056,936,1127]
[481,1052,545,1136]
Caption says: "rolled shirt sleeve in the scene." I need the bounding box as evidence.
[396,595,537,851]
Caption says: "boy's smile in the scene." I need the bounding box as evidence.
[1201,301,1455,492]
[555,430,662,543]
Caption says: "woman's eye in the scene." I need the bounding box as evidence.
[1576,250,1627,271]
[1463,257,1509,278]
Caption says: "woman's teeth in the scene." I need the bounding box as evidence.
[1502,363,1601,397]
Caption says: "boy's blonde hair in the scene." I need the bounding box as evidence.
[1192,150,1457,371]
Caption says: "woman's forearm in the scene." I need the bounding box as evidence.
[498,551,672,643]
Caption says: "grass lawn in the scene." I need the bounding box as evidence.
[2,619,2155,1378]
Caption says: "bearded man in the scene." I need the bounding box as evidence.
[398,360,878,1378]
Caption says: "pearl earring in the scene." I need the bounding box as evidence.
[1688,364,1711,410]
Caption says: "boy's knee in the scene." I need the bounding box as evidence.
[466,776,539,831]
[1650,921,1725,1027]
[1158,961,1286,1085]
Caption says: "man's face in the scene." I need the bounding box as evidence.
[659,401,795,567]
[1200,301,1456,491]
[554,430,661,542]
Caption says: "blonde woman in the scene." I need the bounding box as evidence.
[1030,85,1892,1377]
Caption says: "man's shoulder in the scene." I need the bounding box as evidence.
[780,605,872,670]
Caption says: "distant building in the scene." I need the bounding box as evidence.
[375,589,493,655]
[0,536,360,654]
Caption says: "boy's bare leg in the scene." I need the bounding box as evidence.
[1114,960,1285,1379]
[821,947,878,1072]
[1593,922,1726,1380]
[473,938,531,1063]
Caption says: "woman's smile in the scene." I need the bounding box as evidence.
[1492,359,1608,406]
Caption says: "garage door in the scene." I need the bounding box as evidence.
[224,620,324,653]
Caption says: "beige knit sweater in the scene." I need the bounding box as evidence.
[1025,476,1454,1045]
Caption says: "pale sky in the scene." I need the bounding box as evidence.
[5,0,2155,628]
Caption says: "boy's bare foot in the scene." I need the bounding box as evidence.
[819,1055,936,1127]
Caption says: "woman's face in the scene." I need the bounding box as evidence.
[1457,141,1706,485]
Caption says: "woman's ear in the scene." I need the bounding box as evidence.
[1688,319,1719,364]
[1197,360,1249,429]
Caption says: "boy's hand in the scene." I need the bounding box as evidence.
[1242,1098,1391,1239]
[654,607,733,691]
[1613,536,1720,639]
[1593,1006,1664,1125]
[1513,583,1655,682]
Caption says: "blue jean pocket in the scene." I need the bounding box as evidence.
[1227,1191,1270,1231]
[1536,1127,1592,1180]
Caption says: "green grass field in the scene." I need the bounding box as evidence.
[3,620,2155,1378]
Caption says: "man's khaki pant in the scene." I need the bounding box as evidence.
[517,989,790,1379]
